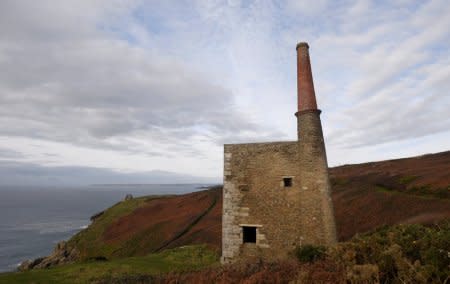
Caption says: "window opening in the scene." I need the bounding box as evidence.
[242,226,257,243]
[283,177,293,187]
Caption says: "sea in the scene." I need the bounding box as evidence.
[0,184,210,273]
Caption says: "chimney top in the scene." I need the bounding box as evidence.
[296,42,318,113]
[296,42,309,50]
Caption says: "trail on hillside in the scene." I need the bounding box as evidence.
[154,191,219,252]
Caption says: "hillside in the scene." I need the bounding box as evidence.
[1,151,449,283]
[331,150,450,240]
[67,187,222,261]
[14,151,450,264]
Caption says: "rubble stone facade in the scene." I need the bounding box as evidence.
[221,43,337,264]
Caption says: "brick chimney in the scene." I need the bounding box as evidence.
[296,42,318,113]
[295,42,337,245]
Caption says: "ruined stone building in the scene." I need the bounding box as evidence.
[221,43,337,264]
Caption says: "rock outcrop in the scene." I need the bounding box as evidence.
[18,241,79,271]
[124,194,133,201]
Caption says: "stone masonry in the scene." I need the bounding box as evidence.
[221,43,337,264]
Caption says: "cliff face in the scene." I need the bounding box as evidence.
[19,151,450,270]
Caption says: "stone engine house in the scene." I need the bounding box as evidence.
[221,42,337,264]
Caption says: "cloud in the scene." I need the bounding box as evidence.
[0,160,217,186]
[285,0,329,15]
[0,147,24,159]
[304,0,450,149]
[0,0,448,180]
[0,0,278,157]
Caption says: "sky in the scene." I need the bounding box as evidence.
[0,0,449,185]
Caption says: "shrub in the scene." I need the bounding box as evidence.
[398,175,418,184]
[331,221,450,283]
[294,245,326,263]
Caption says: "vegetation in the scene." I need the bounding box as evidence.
[0,245,218,284]
[4,222,446,283]
[73,222,450,283]
[2,151,449,282]
[398,175,418,185]
[294,244,326,263]
[68,196,142,259]
[375,182,450,199]
[330,177,349,186]
[408,185,450,199]
[331,221,450,283]
[160,222,450,283]
[68,195,164,260]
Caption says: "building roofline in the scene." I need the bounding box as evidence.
[224,140,297,146]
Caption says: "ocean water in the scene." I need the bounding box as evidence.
[0,184,208,272]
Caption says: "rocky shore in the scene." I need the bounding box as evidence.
[18,241,79,271]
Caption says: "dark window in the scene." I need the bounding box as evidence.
[242,226,257,243]
[283,177,293,187]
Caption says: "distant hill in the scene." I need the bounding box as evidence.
[330,150,450,240]
[61,151,450,262]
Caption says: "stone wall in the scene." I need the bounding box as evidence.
[222,141,300,263]
[221,134,336,264]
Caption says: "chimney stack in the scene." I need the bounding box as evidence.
[295,42,337,245]
[296,42,318,113]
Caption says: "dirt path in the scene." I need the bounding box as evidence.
[154,191,219,252]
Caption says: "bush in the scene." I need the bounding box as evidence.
[331,221,450,283]
[294,245,326,263]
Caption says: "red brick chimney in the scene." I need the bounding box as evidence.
[296,42,318,113]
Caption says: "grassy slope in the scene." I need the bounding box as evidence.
[330,151,450,240]
[68,195,153,260]
[68,188,221,261]
[0,245,218,284]
[330,150,450,198]
[5,223,446,284]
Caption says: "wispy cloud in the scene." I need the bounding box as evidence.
[0,0,448,183]
[0,1,280,154]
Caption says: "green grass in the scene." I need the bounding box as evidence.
[68,196,164,260]
[398,175,418,185]
[375,184,393,193]
[0,245,219,284]
[409,185,450,199]
[375,184,449,200]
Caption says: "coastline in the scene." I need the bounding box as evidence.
[0,184,211,272]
